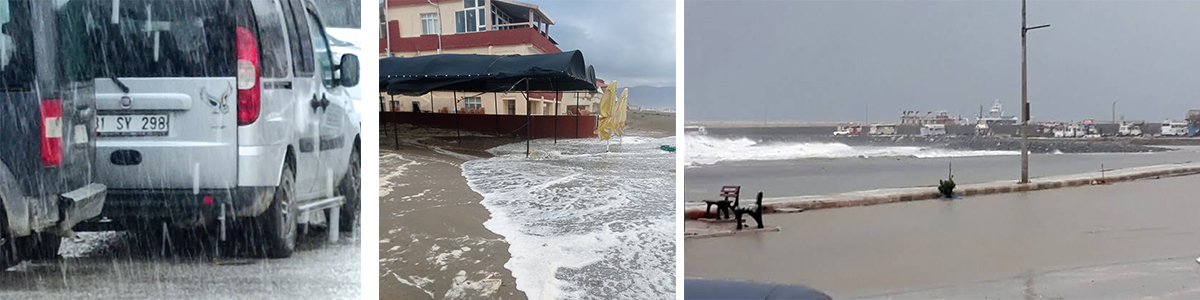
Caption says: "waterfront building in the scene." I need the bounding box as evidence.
[379,0,603,115]
[900,110,960,125]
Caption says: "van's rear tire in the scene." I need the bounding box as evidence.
[19,233,61,260]
[259,167,297,258]
[0,210,18,270]
[336,147,360,232]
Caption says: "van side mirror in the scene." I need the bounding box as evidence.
[338,54,359,88]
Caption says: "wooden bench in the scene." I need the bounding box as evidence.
[703,186,740,220]
[734,191,765,230]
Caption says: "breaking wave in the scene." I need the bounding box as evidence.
[463,136,676,300]
[686,133,1018,167]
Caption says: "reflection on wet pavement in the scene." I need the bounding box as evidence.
[687,175,1200,298]
[0,226,360,299]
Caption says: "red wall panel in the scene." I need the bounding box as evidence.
[381,112,598,139]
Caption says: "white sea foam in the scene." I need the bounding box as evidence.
[380,153,420,198]
[686,133,1019,166]
[463,136,676,300]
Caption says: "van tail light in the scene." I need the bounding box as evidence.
[40,98,63,167]
[236,26,260,126]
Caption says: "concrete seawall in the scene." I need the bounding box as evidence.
[684,162,1200,219]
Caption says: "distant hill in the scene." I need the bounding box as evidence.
[623,86,676,110]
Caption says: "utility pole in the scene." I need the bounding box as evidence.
[384,0,391,57]
[1020,0,1049,184]
[1112,100,1117,124]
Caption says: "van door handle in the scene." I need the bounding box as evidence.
[320,94,330,109]
[310,95,322,111]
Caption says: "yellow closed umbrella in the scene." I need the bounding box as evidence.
[594,80,619,140]
[615,88,629,136]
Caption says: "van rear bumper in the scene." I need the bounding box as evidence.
[76,187,275,230]
[59,183,107,231]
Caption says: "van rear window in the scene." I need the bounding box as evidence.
[91,0,235,78]
[0,0,33,90]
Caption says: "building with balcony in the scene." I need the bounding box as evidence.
[379,0,601,115]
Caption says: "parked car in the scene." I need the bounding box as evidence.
[0,0,107,269]
[83,0,360,258]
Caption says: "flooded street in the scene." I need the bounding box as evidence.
[0,229,360,299]
[686,174,1200,298]
[869,255,1200,299]
[686,144,1200,202]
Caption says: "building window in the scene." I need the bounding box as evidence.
[379,3,387,38]
[456,0,486,33]
[464,97,482,109]
[492,5,513,28]
[420,13,439,35]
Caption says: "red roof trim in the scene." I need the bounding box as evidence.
[381,27,561,54]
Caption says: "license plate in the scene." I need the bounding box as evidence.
[97,114,169,136]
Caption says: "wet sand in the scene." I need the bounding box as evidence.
[624,111,676,138]
[378,144,525,299]
[377,116,674,299]
[685,174,1200,298]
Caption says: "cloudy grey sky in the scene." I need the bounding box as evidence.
[686,0,1200,123]
[541,0,676,87]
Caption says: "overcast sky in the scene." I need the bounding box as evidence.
[541,0,676,88]
[686,0,1200,123]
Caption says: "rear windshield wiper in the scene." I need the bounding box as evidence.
[109,74,130,94]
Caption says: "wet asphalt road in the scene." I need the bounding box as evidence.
[687,174,1200,298]
[861,255,1200,299]
[0,225,360,299]
[686,147,1200,202]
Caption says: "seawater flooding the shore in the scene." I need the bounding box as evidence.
[686,174,1200,297]
[463,136,677,300]
[685,131,1200,201]
[687,132,1019,166]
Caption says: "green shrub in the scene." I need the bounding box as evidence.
[938,176,956,198]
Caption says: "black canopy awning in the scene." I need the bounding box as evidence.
[379,50,597,96]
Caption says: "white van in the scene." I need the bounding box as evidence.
[85,0,361,258]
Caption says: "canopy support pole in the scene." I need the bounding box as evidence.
[390,94,399,149]
[575,91,580,138]
[494,92,500,135]
[554,92,558,144]
[525,80,531,158]
[453,91,461,142]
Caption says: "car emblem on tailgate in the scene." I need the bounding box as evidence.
[201,84,232,114]
[119,96,132,109]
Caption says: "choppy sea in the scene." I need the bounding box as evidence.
[463,136,677,300]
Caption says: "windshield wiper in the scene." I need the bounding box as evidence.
[96,23,129,94]
[109,74,129,94]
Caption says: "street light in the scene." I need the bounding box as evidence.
[1112,100,1117,125]
[1020,0,1050,184]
